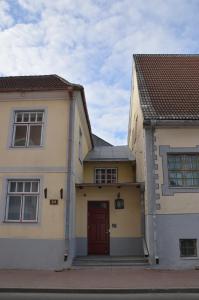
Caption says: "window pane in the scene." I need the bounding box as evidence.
[29,125,42,146]
[9,182,16,192]
[14,125,27,146]
[7,196,21,220]
[180,239,197,257]
[30,113,36,122]
[184,172,194,186]
[17,182,23,192]
[37,112,43,122]
[16,113,23,123]
[25,182,31,192]
[23,196,37,220]
[23,113,29,122]
[31,181,39,192]
[193,172,199,186]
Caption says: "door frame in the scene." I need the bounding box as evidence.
[87,201,110,255]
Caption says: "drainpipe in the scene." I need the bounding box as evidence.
[150,121,158,264]
[144,120,158,264]
[64,89,76,267]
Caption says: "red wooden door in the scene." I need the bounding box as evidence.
[88,201,109,255]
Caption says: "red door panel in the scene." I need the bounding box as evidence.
[88,201,109,255]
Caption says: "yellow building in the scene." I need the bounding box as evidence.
[0,75,93,269]
[3,54,199,270]
[129,54,199,269]
[0,74,145,269]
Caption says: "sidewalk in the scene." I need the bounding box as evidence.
[1,267,199,292]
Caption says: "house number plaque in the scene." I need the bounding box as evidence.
[50,199,58,205]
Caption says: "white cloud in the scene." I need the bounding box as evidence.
[0,0,199,144]
[0,0,14,29]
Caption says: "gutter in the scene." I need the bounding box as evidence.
[143,119,199,127]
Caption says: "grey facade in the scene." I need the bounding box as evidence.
[76,237,144,257]
[156,214,199,268]
[0,238,65,270]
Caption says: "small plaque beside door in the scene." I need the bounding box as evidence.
[50,199,58,205]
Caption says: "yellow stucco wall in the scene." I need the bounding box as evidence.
[76,186,142,238]
[128,67,146,183]
[0,89,93,241]
[155,127,199,214]
[0,92,69,168]
[83,162,136,183]
[74,91,92,183]
[0,172,65,239]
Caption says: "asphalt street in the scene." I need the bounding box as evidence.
[1,293,199,300]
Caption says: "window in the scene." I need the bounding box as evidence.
[180,239,197,257]
[95,168,117,184]
[12,111,44,147]
[79,128,83,163]
[168,154,199,187]
[5,180,40,222]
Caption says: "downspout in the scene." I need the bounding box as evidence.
[144,120,158,264]
[64,89,76,267]
[150,121,158,264]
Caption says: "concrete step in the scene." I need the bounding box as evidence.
[73,256,149,267]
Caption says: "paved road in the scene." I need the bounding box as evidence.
[1,293,199,300]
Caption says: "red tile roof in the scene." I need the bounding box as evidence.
[0,74,81,91]
[134,54,199,120]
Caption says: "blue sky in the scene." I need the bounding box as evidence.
[1,0,199,144]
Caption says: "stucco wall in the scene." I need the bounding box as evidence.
[83,161,136,183]
[128,67,146,183]
[76,186,141,238]
[0,172,66,239]
[0,91,69,169]
[74,91,92,184]
[155,127,199,214]
[75,186,142,256]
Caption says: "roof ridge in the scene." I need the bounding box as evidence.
[0,74,57,79]
[133,54,199,58]
[54,74,84,89]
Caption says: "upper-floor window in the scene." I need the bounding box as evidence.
[5,179,40,222]
[12,111,44,147]
[95,168,117,184]
[168,154,199,187]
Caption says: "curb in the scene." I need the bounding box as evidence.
[1,288,199,294]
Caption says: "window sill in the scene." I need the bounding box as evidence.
[169,186,199,189]
[180,257,199,260]
[9,146,44,150]
[3,221,38,224]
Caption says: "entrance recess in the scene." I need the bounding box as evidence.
[88,201,109,255]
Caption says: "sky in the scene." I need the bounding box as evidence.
[0,0,199,145]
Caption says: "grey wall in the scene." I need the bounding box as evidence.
[156,214,199,269]
[0,238,65,270]
[110,237,143,256]
[75,237,143,256]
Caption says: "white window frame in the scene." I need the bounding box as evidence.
[5,180,40,223]
[12,111,44,148]
[168,154,199,187]
[95,168,117,184]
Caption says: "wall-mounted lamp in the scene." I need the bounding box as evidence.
[60,188,63,199]
[44,188,48,199]
[115,192,124,209]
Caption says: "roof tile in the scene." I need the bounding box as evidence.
[134,54,199,120]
